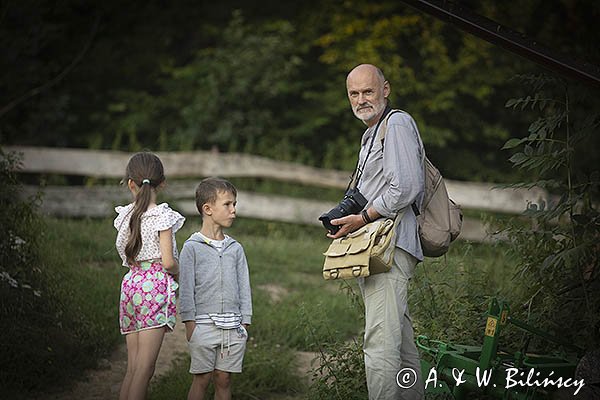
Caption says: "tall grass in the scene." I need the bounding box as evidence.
[1,217,123,399]
[5,213,520,399]
[151,217,520,399]
[305,241,520,400]
[149,217,363,399]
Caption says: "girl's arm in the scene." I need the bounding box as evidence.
[159,228,178,274]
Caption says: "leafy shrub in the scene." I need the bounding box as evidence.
[0,149,54,394]
[0,149,122,397]
[500,76,600,353]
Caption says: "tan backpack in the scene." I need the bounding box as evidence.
[382,110,463,257]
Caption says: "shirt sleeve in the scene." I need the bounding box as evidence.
[372,115,424,218]
[113,204,132,230]
[155,206,186,233]
[236,245,253,325]
[178,242,196,322]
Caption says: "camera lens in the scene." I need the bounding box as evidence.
[319,189,368,234]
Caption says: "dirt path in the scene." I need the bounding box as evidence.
[35,314,189,400]
[32,285,318,399]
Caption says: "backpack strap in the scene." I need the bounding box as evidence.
[378,108,425,216]
[377,109,402,146]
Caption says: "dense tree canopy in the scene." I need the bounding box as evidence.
[1,0,598,181]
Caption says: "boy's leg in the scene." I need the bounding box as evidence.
[213,370,232,400]
[188,324,220,399]
[120,332,139,400]
[127,327,166,400]
[188,372,212,400]
[211,326,247,400]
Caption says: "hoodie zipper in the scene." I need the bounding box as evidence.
[219,249,224,313]
[193,235,235,314]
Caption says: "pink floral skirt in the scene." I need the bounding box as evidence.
[119,261,178,334]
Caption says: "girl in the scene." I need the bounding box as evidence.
[114,152,185,400]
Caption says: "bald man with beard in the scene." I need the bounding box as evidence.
[328,64,426,399]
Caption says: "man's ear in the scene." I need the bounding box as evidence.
[383,80,391,99]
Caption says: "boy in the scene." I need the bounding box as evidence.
[179,178,252,400]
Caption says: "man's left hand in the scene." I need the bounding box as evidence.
[327,214,365,239]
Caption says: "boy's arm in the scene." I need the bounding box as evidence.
[184,321,196,342]
[178,242,197,323]
[237,246,252,325]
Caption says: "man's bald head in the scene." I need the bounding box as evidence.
[346,64,386,85]
[346,64,390,126]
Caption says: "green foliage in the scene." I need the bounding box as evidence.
[302,283,368,400]
[149,342,304,400]
[4,1,598,183]
[304,241,519,400]
[0,149,41,293]
[0,151,122,397]
[412,242,527,349]
[499,76,600,352]
[103,10,306,160]
[0,149,48,394]
[311,0,533,180]
[2,208,523,398]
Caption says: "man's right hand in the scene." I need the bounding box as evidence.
[327,214,365,239]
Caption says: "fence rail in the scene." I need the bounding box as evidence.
[7,146,545,243]
[6,146,553,214]
[21,184,493,243]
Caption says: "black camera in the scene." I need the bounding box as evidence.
[319,188,368,234]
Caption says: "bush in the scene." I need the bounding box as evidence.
[0,148,53,395]
[0,149,122,397]
[500,77,600,353]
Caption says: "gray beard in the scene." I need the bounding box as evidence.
[353,101,386,124]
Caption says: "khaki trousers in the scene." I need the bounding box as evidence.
[358,248,424,400]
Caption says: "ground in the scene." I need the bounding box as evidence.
[33,284,318,400]
[33,313,188,400]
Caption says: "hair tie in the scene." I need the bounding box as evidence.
[142,179,151,185]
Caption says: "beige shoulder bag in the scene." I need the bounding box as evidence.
[322,213,402,280]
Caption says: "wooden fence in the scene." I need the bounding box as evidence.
[6,146,553,243]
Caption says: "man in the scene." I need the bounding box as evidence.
[328,64,425,399]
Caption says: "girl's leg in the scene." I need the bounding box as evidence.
[213,370,232,400]
[127,327,166,400]
[120,332,139,400]
[187,372,212,400]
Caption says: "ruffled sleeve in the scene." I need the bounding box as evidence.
[114,203,134,230]
[153,203,186,233]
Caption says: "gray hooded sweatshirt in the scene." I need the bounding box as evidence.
[179,232,252,325]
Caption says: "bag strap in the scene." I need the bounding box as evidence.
[348,106,394,191]
[378,109,426,217]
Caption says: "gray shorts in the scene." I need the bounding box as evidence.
[188,323,248,374]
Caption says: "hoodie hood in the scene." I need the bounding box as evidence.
[186,232,237,249]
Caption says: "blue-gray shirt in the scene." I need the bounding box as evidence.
[356,110,425,261]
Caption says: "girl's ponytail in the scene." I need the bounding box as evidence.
[123,153,165,266]
[125,182,153,265]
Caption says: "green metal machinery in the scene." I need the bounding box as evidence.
[417,297,583,399]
